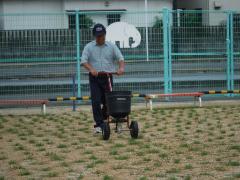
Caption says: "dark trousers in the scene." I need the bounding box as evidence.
[89,73,113,127]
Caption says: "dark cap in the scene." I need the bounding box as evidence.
[92,23,106,37]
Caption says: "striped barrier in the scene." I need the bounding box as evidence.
[48,90,240,111]
[48,90,240,102]
[48,96,91,102]
[202,90,240,94]
[48,93,146,102]
[0,90,237,115]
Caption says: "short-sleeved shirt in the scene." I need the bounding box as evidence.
[81,41,124,72]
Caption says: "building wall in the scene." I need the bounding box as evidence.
[176,0,209,10]
[176,0,240,25]
[64,0,172,27]
[1,0,172,30]
[2,0,66,29]
[209,0,240,11]
[64,0,172,11]
[0,0,3,29]
[209,0,240,25]
[175,0,209,25]
[0,0,3,13]
[2,0,63,13]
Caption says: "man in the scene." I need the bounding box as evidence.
[81,23,125,133]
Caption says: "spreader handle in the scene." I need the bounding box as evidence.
[97,72,117,92]
[97,72,117,76]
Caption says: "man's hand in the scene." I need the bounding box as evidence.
[90,69,98,77]
[117,68,124,76]
[82,63,98,77]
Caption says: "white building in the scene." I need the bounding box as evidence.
[0,0,173,30]
[176,0,240,11]
[0,0,239,30]
[175,0,240,25]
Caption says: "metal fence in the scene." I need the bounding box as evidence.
[0,9,239,100]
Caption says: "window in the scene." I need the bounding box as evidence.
[107,14,121,25]
[173,8,186,27]
[68,15,75,29]
[234,13,240,26]
[180,8,202,27]
[194,8,202,27]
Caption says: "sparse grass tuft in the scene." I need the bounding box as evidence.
[46,152,63,161]
[47,171,58,177]
[19,168,30,176]
[227,160,240,166]
[0,106,240,179]
[103,175,114,180]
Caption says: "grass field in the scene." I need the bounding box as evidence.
[0,105,240,180]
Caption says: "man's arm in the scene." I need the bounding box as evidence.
[117,60,125,75]
[81,45,98,76]
[82,62,98,77]
[113,44,125,75]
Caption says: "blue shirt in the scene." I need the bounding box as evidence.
[81,41,124,72]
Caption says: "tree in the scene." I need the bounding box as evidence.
[153,16,163,28]
[79,15,94,29]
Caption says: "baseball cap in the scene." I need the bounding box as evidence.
[92,23,106,37]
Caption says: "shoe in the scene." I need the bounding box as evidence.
[94,127,102,134]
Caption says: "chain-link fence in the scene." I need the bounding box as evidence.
[0,13,77,100]
[0,9,239,100]
[171,10,228,93]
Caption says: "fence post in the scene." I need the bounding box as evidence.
[168,11,172,93]
[230,12,234,91]
[144,0,149,61]
[226,11,234,91]
[76,11,81,97]
[163,8,171,94]
[72,74,76,111]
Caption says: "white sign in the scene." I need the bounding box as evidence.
[106,22,141,48]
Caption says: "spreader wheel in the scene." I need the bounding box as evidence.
[130,121,139,139]
[102,122,111,140]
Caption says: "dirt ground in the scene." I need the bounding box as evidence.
[0,101,240,179]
